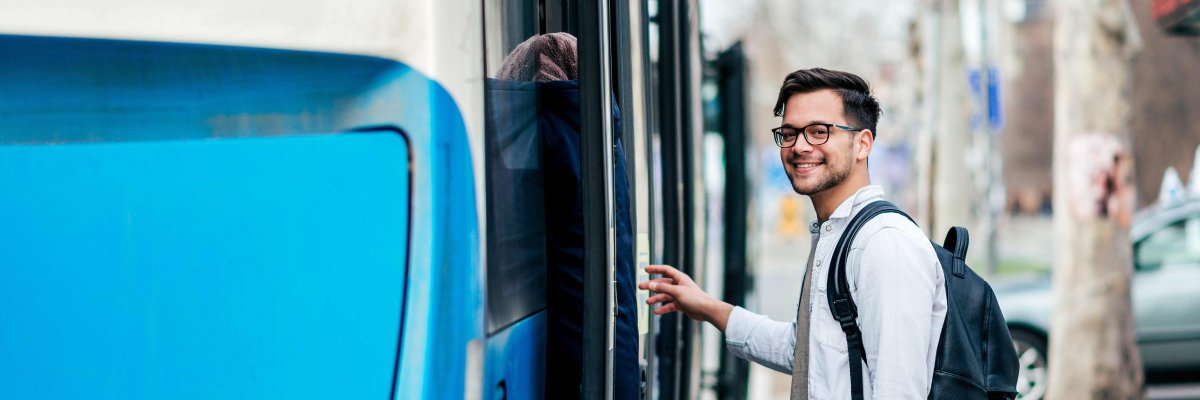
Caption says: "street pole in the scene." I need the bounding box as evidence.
[1047,0,1144,398]
[978,0,1000,275]
[917,0,940,232]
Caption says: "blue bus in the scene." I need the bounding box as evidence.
[0,1,752,398]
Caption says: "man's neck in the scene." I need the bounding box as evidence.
[809,177,871,223]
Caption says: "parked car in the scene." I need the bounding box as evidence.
[996,199,1200,399]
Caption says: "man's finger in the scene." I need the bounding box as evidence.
[638,277,675,290]
[646,293,673,305]
[653,302,679,315]
[645,264,682,278]
[646,280,680,297]
[646,264,689,284]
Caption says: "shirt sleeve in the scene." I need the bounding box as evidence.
[853,226,940,398]
[723,306,796,374]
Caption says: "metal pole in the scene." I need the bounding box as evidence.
[580,0,617,397]
[716,42,750,400]
[978,0,999,275]
[656,0,685,398]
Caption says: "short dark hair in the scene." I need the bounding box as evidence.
[773,68,881,137]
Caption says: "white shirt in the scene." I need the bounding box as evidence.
[725,185,947,399]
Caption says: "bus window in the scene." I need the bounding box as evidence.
[481,3,551,400]
[483,0,547,337]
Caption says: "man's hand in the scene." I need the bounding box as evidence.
[638,264,735,332]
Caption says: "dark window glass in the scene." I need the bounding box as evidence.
[483,0,547,334]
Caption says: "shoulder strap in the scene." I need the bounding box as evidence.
[825,200,911,400]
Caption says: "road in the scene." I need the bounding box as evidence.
[1147,382,1200,399]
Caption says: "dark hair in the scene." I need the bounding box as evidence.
[772,68,881,137]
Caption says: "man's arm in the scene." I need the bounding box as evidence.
[854,226,942,398]
[724,306,797,374]
[640,265,797,374]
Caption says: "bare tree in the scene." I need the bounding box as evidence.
[917,0,976,238]
[1047,0,1144,398]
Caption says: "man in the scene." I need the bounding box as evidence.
[639,68,947,399]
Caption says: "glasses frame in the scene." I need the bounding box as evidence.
[771,123,865,148]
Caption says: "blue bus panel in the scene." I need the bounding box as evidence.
[485,311,547,399]
[0,133,410,399]
[0,34,484,399]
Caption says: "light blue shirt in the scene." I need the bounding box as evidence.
[725,186,947,399]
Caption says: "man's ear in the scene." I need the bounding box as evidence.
[856,129,874,161]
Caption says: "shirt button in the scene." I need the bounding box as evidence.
[824,225,833,232]
[816,260,822,267]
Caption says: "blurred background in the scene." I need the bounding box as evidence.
[694,0,1200,398]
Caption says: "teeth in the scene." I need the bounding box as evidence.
[797,163,819,168]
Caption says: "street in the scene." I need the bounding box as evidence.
[1148,382,1200,400]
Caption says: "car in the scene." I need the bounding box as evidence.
[995,199,1200,400]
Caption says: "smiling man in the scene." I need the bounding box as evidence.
[640,68,946,399]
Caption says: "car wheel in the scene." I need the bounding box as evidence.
[1011,329,1049,400]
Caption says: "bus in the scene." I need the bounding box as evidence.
[0,0,751,398]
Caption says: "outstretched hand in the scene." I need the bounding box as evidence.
[638,264,734,332]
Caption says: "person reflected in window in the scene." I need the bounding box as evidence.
[490,32,639,399]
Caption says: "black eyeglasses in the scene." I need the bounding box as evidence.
[772,123,864,147]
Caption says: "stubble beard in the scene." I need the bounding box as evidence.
[787,143,854,196]
[791,160,851,195]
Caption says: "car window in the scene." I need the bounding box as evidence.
[1136,213,1200,269]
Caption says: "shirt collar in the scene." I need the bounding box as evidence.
[821,185,886,223]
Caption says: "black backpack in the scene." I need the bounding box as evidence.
[825,201,1019,400]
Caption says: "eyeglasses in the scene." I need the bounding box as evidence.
[772,123,864,147]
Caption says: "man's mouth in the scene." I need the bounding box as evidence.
[792,161,823,170]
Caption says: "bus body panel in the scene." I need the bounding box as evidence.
[0,35,483,398]
[0,133,410,399]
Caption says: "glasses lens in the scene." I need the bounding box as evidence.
[806,125,830,144]
[775,128,798,147]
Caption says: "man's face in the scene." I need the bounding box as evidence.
[779,89,861,196]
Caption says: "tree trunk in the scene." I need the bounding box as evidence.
[1047,0,1144,398]
[928,0,976,239]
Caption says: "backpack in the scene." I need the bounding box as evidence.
[825,201,1019,400]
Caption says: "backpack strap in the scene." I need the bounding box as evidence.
[943,226,969,277]
[826,200,912,400]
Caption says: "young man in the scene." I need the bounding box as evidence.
[639,68,947,399]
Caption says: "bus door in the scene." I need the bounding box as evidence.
[480,0,626,399]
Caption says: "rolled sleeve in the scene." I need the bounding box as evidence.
[854,227,941,398]
[724,306,796,374]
